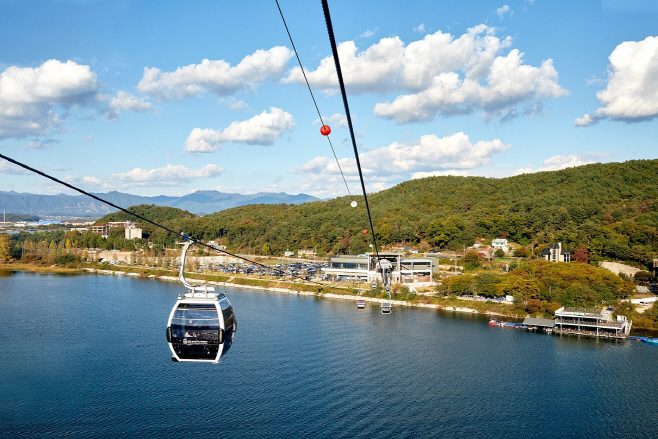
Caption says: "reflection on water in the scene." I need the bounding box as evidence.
[0,271,656,438]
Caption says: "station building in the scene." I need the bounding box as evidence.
[322,253,433,284]
[554,306,631,338]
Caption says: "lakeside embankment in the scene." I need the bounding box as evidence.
[0,261,521,319]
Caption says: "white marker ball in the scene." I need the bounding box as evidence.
[351,201,357,208]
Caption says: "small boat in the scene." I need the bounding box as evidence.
[643,338,658,344]
[356,299,366,309]
[488,319,498,326]
[381,302,392,314]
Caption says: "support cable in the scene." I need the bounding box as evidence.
[320,0,388,294]
[0,152,343,292]
[274,0,352,198]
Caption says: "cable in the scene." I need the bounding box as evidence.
[274,0,353,198]
[320,0,388,296]
[0,152,351,293]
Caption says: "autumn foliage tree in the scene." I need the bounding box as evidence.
[572,246,589,263]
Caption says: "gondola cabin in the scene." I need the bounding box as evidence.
[166,290,236,363]
[356,299,366,309]
[381,302,392,314]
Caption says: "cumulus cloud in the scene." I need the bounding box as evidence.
[512,153,603,175]
[65,164,224,189]
[0,59,100,139]
[283,37,405,94]
[579,36,658,124]
[574,113,598,127]
[376,46,567,123]
[110,91,153,113]
[138,46,293,102]
[229,100,250,111]
[292,132,510,195]
[284,25,566,123]
[497,5,512,19]
[185,107,295,152]
[316,113,348,128]
[0,160,31,175]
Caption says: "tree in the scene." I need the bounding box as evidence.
[0,234,11,260]
[513,247,529,258]
[494,249,505,258]
[572,246,589,264]
[262,243,271,256]
[464,251,481,271]
[634,271,653,283]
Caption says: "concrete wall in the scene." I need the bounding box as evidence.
[599,261,642,277]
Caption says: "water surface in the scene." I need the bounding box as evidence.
[0,271,656,438]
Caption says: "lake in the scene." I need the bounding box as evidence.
[0,270,656,438]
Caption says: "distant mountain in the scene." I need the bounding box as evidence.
[0,190,320,217]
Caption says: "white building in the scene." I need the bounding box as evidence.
[491,239,508,253]
[298,249,317,259]
[541,242,570,262]
[125,226,142,240]
[322,253,433,284]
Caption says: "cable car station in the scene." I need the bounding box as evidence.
[322,253,433,285]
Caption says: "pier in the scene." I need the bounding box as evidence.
[554,307,631,339]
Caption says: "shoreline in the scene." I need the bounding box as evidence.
[5,263,658,333]
[0,262,513,318]
[81,267,512,318]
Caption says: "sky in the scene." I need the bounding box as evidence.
[0,0,657,200]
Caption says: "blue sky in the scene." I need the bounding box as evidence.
[0,0,657,199]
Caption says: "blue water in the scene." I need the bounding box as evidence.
[0,270,656,438]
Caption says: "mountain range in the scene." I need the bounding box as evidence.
[0,190,319,217]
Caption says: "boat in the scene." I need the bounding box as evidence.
[356,299,366,309]
[488,319,498,326]
[644,338,658,344]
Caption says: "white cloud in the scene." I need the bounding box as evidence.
[360,132,511,173]
[284,25,566,123]
[26,139,59,149]
[359,28,377,38]
[376,45,567,123]
[110,91,153,113]
[138,46,293,102]
[0,59,100,139]
[574,113,598,127]
[584,36,658,122]
[283,37,405,94]
[512,154,601,175]
[0,160,31,175]
[414,24,426,33]
[185,107,295,152]
[292,132,510,195]
[229,100,250,111]
[496,5,512,19]
[316,113,348,128]
[65,164,224,189]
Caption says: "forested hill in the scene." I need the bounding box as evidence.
[105,159,658,267]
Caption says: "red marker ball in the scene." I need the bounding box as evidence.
[362,229,368,234]
[320,125,331,136]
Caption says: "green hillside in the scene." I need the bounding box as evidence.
[97,159,658,268]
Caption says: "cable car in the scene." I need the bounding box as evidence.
[166,240,236,363]
[381,301,392,314]
[167,289,236,363]
[356,299,366,309]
